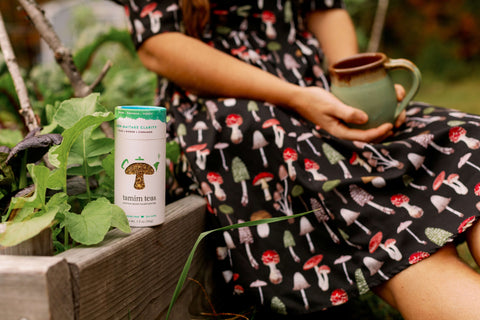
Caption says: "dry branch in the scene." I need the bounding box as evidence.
[0,11,39,132]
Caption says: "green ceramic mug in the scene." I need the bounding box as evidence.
[329,52,421,129]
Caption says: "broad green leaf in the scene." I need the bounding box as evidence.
[102,153,114,178]
[110,204,131,234]
[54,93,105,129]
[64,197,113,245]
[0,129,23,148]
[48,110,114,190]
[0,206,58,247]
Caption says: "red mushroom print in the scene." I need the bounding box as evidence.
[252,130,269,168]
[397,220,427,245]
[303,255,330,291]
[262,250,282,284]
[207,172,226,201]
[458,152,480,172]
[475,182,480,196]
[262,118,285,148]
[458,216,477,233]
[368,231,383,254]
[253,172,274,201]
[330,288,349,306]
[409,251,430,265]
[293,272,311,310]
[379,238,402,261]
[186,143,209,170]
[390,194,423,218]
[238,219,259,269]
[234,285,244,295]
[140,3,162,33]
[449,126,480,149]
[304,158,328,181]
[261,11,277,39]
[283,148,298,180]
[340,208,372,235]
[299,216,316,253]
[445,173,468,195]
[349,184,395,214]
[334,255,354,285]
[226,114,243,144]
[349,152,372,173]
[431,195,464,217]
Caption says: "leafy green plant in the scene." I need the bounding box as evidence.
[1,93,130,252]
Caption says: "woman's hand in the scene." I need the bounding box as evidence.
[394,84,407,128]
[291,86,393,142]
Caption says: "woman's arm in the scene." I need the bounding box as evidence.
[306,8,358,66]
[138,30,392,141]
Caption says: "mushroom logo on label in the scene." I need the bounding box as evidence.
[122,156,160,190]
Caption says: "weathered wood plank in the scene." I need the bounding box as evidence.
[58,194,208,320]
[0,256,74,320]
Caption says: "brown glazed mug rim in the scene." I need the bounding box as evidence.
[329,52,387,75]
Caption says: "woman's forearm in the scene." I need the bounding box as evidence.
[306,8,358,66]
[138,32,302,107]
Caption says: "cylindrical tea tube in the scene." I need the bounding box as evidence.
[114,106,166,227]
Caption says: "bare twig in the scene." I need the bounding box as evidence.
[368,0,389,53]
[0,11,39,132]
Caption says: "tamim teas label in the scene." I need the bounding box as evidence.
[114,106,166,227]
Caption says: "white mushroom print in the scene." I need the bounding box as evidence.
[226,114,244,144]
[238,219,259,269]
[334,255,353,285]
[250,280,268,304]
[432,171,468,195]
[262,250,283,284]
[193,121,208,142]
[363,257,389,280]
[458,152,480,172]
[262,118,285,148]
[304,158,328,181]
[214,142,229,171]
[349,184,395,214]
[252,172,274,201]
[354,141,403,172]
[409,133,454,155]
[133,19,145,43]
[449,126,480,149]
[297,132,321,156]
[397,220,427,245]
[282,229,301,263]
[311,198,340,244]
[283,53,305,86]
[330,288,349,306]
[252,130,269,168]
[322,143,352,179]
[283,148,298,181]
[431,195,464,217]
[207,172,226,201]
[140,3,162,33]
[340,208,372,235]
[205,100,222,131]
[407,153,435,176]
[223,231,236,266]
[299,216,316,253]
[232,157,250,207]
[303,255,330,291]
[390,194,424,218]
[292,272,311,310]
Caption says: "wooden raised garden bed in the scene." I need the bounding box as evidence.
[0,195,207,320]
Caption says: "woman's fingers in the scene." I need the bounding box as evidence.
[326,120,393,142]
[395,84,406,101]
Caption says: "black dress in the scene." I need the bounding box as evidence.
[124,0,480,316]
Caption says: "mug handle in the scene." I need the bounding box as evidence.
[384,58,422,118]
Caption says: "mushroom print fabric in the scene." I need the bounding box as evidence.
[124,0,480,316]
